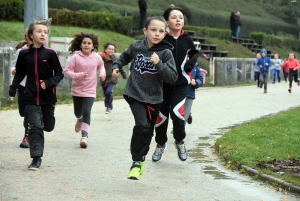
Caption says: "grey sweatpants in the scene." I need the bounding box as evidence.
[184,97,194,122]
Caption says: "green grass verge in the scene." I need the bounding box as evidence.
[0,20,135,52]
[214,107,300,186]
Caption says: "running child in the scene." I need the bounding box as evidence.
[271,53,282,84]
[64,33,106,148]
[153,6,199,162]
[257,49,271,93]
[100,42,126,114]
[251,52,261,87]
[9,18,64,170]
[112,15,177,180]
[11,31,32,148]
[281,53,300,93]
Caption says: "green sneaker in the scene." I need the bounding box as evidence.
[140,161,145,175]
[127,162,141,180]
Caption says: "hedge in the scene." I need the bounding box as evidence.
[48,9,132,35]
[250,32,300,52]
[184,25,231,40]
[178,4,299,38]
[0,0,23,20]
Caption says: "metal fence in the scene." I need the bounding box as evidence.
[0,47,127,106]
[209,57,293,86]
[0,47,74,104]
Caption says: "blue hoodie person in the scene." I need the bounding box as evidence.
[184,63,203,125]
[257,49,271,93]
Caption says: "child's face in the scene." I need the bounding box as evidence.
[274,54,278,59]
[30,24,48,46]
[143,19,166,48]
[261,52,266,57]
[256,53,261,59]
[105,45,115,56]
[81,37,94,55]
[167,10,184,31]
[289,54,295,60]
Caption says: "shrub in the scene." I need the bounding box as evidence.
[184,25,231,39]
[49,9,132,35]
[250,32,300,52]
[0,0,23,20]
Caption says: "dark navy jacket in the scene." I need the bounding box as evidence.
[10,44,64,105]
[187,63,203,99]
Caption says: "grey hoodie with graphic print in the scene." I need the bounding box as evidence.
[113,38,178,104]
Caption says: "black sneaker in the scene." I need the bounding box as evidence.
[174,141,188,161]
[187,113,192,124]
[288,89,291,93]
[28,157,42,171]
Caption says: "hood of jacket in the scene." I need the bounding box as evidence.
[145,38,174,51]
[261,49,267,57]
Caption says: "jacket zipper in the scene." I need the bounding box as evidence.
[34,48,40,105]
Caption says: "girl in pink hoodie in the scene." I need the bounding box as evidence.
[281,53,300,93]
[64,33,106,148]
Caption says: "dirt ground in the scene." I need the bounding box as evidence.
[257,159,300,178]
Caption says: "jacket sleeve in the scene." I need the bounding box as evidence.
[295,60,300,70]
[281,61,287,69]
[267,58,272,67]
[97,56,106,77]
[156,49,178,84]
[193,64,203,89]
[9,51,26,97]
[184,38,200,72]
[113,44,134,70]
[119,68,127,79]
[44,51,64,88]
[64,54,86,79]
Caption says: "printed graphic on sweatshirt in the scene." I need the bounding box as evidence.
[134,54,157,74]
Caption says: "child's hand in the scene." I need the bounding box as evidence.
[112,69,119,79]
[83,72,88,78]
[99,74,106,82]
[151,52,160,65]
[265,63,269,66]
[293,67,298,70]
[191,79,196,86]
[40,80,46,90]
[12,68,16,75]
[260,65,263,68]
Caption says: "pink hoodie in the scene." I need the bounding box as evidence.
[64,51,105,97]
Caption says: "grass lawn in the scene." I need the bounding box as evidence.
[214,107,300,186]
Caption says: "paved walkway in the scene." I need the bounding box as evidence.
[0,82,300,201]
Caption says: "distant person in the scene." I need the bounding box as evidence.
[184,62,203,125]
[64,33,106,148]
[271,53,282,84]
[235,11,242,37]
[230,12,237,37]
[138,0,147,29]
[112,15,177,180]
[281,53,300,93]
[100,42,127,114]
[11,30,32,148]
[251,52,261,87]
[257,49,271,93]
[282,58,289,83]
[9,18,64,170]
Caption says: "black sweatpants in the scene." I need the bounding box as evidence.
[155,85,187,145]
[72,96,94,134]
[26,104,55,158]
[288,69,298,88]
[124,95,160,161]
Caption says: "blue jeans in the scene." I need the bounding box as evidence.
[236,26,241,37]
[102,84,115,110]
[273,69,280,82]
